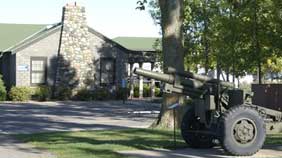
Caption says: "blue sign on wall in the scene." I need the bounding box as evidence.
[18,65,29,71]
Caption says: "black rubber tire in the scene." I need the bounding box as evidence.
[219,105,266,156]
[181,107,215,148]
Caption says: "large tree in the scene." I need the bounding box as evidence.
[137,0,185,128]
[156,0,185,128]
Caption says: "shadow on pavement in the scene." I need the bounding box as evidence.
[0,101,160,134]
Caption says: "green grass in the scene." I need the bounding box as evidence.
[14,129,282,158]
[15,129,187,158]
[265,133,282,145]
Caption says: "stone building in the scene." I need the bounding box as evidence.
[0,4,158,98]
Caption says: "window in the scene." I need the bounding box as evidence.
[100,58,115,85]
[30,57,47,85]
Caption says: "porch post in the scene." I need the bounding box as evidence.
[129,63,134,99]
[139,62,143,99]
[150,62,155,98]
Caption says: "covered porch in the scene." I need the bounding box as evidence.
[127,51,158,99]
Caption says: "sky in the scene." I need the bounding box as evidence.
[0,0,160,38]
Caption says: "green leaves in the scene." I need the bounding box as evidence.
[148,0,282,78]
[136,0,148,10]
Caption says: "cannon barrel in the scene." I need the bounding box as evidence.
[134,68,175,84]
[167,67,234,88]
[167,67,213,82]
[134,68,204,89]
[135,68,234,88]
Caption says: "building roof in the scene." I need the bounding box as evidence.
[0,23,160,58]
[113,37,161,51]
[0,23,47,51]
[0,23,129,54]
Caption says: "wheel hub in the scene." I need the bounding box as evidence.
[233,119,256,144]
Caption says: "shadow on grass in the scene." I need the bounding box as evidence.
[15,128,187,158]
[14,129,282,158]
[264,133,282,152]
[265,134,282,145]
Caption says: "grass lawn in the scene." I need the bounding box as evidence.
[265,133,282,145]
[15,129,187,158]
[15,129,282,158]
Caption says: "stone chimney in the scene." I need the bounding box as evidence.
[54,3,95,96]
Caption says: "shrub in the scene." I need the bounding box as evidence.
[134,86,139,98]
[74,89,94,101]
[32,86,51,101]
[93,88,111,101]
[0,75,6,101]
[143,84,151,97]
[56,87,72,100]
[133,84,161,98]
[9,86,31,101]
[155,87,162,97]
[115,87,128,100]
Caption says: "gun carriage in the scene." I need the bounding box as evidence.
[134,67,282,156]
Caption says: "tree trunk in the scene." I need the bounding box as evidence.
[203,0,209,75]
[153,0,184,128]
[253,0,262,84]
[237,77,240,88]
[258,61,262,84]
[226,68,230,82]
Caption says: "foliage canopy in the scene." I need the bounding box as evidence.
[147,0,282,80]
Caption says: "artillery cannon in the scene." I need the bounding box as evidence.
[134,68,282,156]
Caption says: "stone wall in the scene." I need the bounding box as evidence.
[55,4,95,94]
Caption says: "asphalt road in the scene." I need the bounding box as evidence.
[0,101,160,134]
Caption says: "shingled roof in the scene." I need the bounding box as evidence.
[0,23,47,51]
[113,37,161,52]
[0,23,160,53]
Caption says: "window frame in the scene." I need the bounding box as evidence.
[30,57,47,86]
[99,57,116,86]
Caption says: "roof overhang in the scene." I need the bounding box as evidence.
[127,51,157,63]
[6,23,62,54]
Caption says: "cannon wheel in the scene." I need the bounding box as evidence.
[181,106,215,148]
[220,105,266,156]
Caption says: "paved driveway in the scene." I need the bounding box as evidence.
[0,101,160,134]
